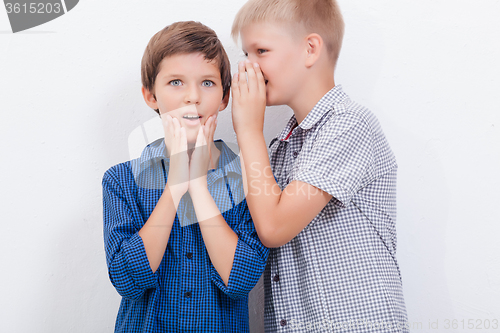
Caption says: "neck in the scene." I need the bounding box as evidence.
[288,66,336,124]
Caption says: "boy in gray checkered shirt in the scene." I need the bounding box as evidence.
[230,0,409,331]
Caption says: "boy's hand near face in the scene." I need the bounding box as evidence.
[160,112,238,286]
[188,115,217,193]
[162,114,190,203]
[231,61,332,249]
[231,60,267,136]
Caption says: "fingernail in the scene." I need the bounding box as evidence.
[253,62,259,67]
[245,59,251,63]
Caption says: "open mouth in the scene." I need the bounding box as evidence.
[181,113,202,126]
[182,114,201,120]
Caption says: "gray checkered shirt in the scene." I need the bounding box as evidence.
[263,85,408,332]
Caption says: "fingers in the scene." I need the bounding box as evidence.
[232,73,240,101]
[238,61,248,92]
[206,116,216,169]
[195,125,206,148]
[253,62,266,93]
[204,115,216,142]
[202,116,211,137]
[245,60,259,92]
[172,116,181,139]
[166,116,187,153]
[179,126,187,149]
[164,114,173,134]
[235,60,265,95]
[209,117,217,142]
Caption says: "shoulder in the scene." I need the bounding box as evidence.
[103,161,133,182]
[102,161,136,192]
[103,137,164,188]
[313,98,385,144]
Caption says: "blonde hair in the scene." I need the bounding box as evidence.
[231,0,345,66]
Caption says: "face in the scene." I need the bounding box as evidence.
[143,53,228,144]
[240,22,306,106]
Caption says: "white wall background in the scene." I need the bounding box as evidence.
[1,0,499,332]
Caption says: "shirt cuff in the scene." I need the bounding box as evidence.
[294,169,349,207]
[121,232,160,290]
[211,237,266,300]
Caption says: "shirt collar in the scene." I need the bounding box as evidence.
[277,85,349,142]
[299,84,349,130]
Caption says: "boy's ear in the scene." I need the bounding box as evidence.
[141,86,159,110]
[304,33,323,68]
[218,93,230,111]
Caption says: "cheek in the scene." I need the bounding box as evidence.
[204,92,224,111]
[164,107,182,119]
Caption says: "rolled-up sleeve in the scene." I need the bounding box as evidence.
[103,167,159,301]
[210,200,269,299]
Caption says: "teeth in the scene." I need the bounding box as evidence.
[183,115,201,119]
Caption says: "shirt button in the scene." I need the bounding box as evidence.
[186,252,193,259]
[184,291,192,298]
[280,319,287,326]
[293,151,298,158]
[273,274,280,282]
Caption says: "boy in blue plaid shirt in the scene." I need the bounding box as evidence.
[102,21,268,332]
[231,0,409,331]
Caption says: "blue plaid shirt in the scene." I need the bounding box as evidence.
[103,138,268,332]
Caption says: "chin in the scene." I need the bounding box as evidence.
[185,131,199,144]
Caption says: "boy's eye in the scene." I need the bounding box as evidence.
[202,80,214,87]
[257,49,267,55]
[169,79,182,86]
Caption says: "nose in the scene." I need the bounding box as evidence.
[184,84,200,105]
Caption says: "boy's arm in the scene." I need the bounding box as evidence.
[104,116,189,301]
[103,167,184,300]
[238,135,332,248]
[139,115,189,273]
[188,119,267,293]
[233,61,332,248]
[189,187,238,285]
[137,186,180,273]
[103,168,161,300]
[189,185,268,298]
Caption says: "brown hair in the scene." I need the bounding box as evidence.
[141,21,231,115]
[232,0,345,66]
